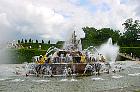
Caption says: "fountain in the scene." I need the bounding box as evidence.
[97,38,119,62]
[23,31,122,77]
[1,30,140,92]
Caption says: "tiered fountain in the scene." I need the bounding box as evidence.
[24,31,121,77]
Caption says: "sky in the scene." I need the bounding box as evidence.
[0,0,140,43]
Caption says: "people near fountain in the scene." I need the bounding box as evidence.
[124,53,127,56]
[105,62,111,74]
[93,56,97,62]
[49,54,53,63]
[37,55,42,64]
[45,57,50,64]
[81,54,86,63]
[84,63,93,74]
[89,56,93,63]
[45,65,52,76]
[69,54,73,63]
[94,62,102,75]
[99,54,102,62]
[131,53,133,58]
[96,53,101,62]
[52,52,60,63]
[66,53,70,63]
[76,53,81,63]
[60,54,65,63]
[68,67,72,75]
[37,57,39,62]
[44,54,52,64]
[101,55,106,62]
[85,51,90,63]
[63,67,69,76]
[56,55,60,63]
[36,55,45,64]
[97,54,105,62]
[91,57,96,62]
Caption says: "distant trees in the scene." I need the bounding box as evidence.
[81,27,120,49]
[97,28,120,43]
[119,18,140,46]
[29,38,32,43]
[81,18,140,48]
[18,40,20,44]
[25,39,27,43]
[42,40,44,44]
[48,40,50,44]
[18,39,48,44]
[21,39,24,43]
[36,40,38,43]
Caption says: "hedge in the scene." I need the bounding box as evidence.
[9,49,47,63]
[120,47,140,57]
[8,47,140,64]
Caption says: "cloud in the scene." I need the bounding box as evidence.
[89,0,139,30]
[0,0,139,43]
[129,0,140,17]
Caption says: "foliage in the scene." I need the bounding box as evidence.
[120,47,140,58]
[20,43,56,50]
[25,39,27,43]
[29,38,32,43]
[42,40,44,44]
[13,49,47,63]
[18,40,20,44]
[21,39,24,43]
[81,27,120,49]
[36,40,38,43]
[81,18,140,48]
[119,18,140,46]
[48,40,50,44]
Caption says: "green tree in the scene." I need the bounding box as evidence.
[25,39,27,43]
[21,39,24,43]
[36,40,38,43]
[29,38,32,43]
[48,40,50,44]
[18,40,20,44]
[121,18,140,46]
[98,28,120,43]
[42,40,44,44]
[82,27,98,48]
[81,27,120,49]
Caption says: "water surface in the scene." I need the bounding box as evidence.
[0,61,140,92]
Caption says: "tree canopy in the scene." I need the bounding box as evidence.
[119,18,140,46]
[81,27,120,49]
[81,18,140,48]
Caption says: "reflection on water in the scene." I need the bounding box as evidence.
[70,78,78,82]
[60,78,78,82]
[92,77,104,80]
[128,73,140,76]
[0,61,140,92]
[11,79,24,82]
[111,75,123,79]
[60,79,69,81]
[32,79,50,83]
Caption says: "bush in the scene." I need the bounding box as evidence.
[120,47,140,57]
[10,49,47,63]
